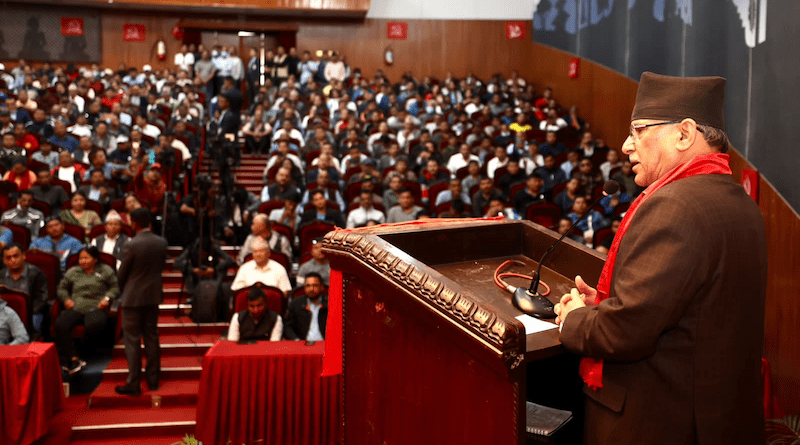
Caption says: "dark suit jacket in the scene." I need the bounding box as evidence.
[559,174,767,445]
[93,233,129,259]
[299,209,345,228]
[218,109,240,136]
[117,230,168,308]
[283,294,328,340]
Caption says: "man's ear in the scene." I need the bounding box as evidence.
[676,118,699,152]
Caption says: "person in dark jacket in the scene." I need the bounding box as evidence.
[284,273,327,341]
[115,208,168,396]
[227,287,283,342]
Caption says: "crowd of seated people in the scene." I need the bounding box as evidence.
[0,45,642,367]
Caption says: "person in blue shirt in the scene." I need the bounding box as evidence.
[0,225,12,248]
[567,195,608,245]
[30,216,84,270]
[47,121,79,153]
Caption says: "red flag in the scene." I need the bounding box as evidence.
[123,24,146,42]
[61,18,84,37]
[505,21,526,40]
[321,269,343,376]
[741,168,759,203]
[387,22,408,40]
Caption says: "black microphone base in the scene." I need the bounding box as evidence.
[512,287,556,319]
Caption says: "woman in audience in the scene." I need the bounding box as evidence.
[55,245,119,375]
[60,190,102,238]
[2,158,37,191]
[118,194,142,227]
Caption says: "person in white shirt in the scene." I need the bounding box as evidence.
[599,149,623,182]
[538,109,568,132]
[446,143,480,177]
[230,237,292,297]
[227,287,283,342]
[174,45,194,73]
[324,52,346,83]
[486,146,509,180]
[91,210,129,267]
[346,189,385,228]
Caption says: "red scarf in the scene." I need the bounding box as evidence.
[579,152,732,390]
[5,169,34,191]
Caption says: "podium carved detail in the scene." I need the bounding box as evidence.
[325,231,522,367]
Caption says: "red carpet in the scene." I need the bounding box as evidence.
[34,235,239,445]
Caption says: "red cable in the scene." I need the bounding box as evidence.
[493,261,551,296]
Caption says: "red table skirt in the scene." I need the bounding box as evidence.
[196,340,342,445]
[0,343,65,445]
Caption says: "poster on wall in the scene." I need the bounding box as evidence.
[0,7,100,62]
[123,24,147,42]
[61,18,84,37]
[387,22,407,40]
[505,21,526,40]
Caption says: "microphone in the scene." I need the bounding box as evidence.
[513,180,619,318]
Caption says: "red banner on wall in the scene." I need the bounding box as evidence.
[61,18,84,36]
[742,169,759,203]
[387,22,407,40]
[123,24,146,42]
[505,21,526,40]
[569,57,580,78]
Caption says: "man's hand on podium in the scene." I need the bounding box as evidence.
[554,276,595,326]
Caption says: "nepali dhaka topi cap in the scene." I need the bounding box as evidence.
[631,72,726,131]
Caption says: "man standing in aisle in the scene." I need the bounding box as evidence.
[554,73,767,445]
[115,208,168,396]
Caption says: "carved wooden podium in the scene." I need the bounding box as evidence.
[322,219,606,444]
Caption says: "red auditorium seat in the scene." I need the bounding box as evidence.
[3,222,31,250]
[525,202,562,230]
[0,285,31,334]
[234,285,286,316]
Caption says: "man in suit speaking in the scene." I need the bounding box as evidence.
[554,72,767,445]
[115,208,168,396]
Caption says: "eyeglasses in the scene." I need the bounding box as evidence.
[629,120,680,140]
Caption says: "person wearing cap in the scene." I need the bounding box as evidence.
[0,63,14,89]
[108,134,133,166]
[346,157,380,186]
[67,83,85,114]
[554,73,767,445]
[137,65,154,85]
[47,120,79,153]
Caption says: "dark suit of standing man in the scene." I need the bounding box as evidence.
[115,208,168,396]
[554,73,767,445]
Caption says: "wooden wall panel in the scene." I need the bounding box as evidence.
[100,14,185,73]
[11,0,369,17]
[729,149,800,415]
[296,20,637,148]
